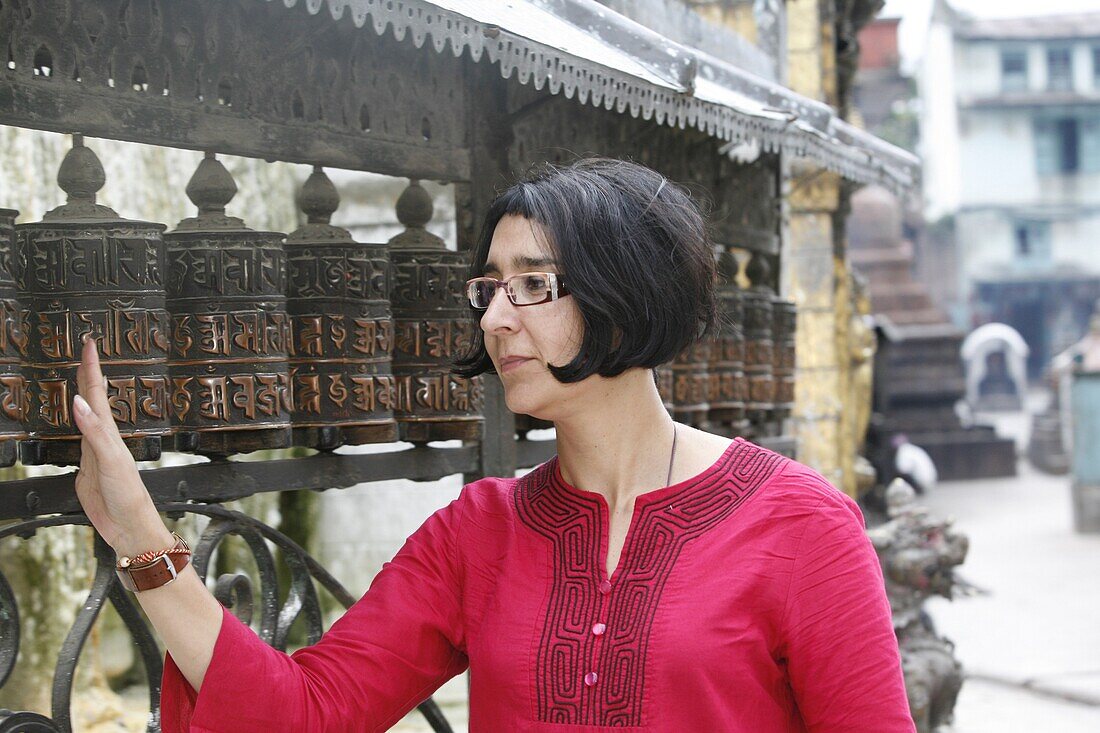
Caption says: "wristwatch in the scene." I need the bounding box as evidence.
[115,533,192,592]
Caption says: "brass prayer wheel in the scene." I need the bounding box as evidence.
[707,249,747,433]
[742,252,775,433]
[0,208,25,466]
[670,340,711,427]
[656,364,674,412]
[285,167,398,449]
[15,137,170,465]
[388,180,483,442]
[165,153,291,455]
[771,297,797,427]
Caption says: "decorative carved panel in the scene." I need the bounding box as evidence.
[0,0,470,180]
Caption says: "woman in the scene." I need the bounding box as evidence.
[72,158,914,731]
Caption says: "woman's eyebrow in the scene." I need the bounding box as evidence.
[514,255,557,270]
[482,255,558,275]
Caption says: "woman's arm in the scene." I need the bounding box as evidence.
[74,338,469,731]
[780,485,916,732]
[72,337,224,692]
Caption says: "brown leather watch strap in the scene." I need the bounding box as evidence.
[115,534,191,592]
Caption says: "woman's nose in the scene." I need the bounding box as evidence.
[479,286,519,333]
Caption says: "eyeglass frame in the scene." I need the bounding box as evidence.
[464,271,570,310]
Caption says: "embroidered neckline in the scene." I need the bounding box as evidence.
[514,437,787,726]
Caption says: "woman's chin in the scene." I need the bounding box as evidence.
[503,393,551,421]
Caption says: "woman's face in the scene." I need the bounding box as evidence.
[479,214,585,419]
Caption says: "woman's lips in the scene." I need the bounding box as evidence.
[499,356,534,374]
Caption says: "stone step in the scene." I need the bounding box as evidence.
[871,289,935,313]
[885,307,951,325]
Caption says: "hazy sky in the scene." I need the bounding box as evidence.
[881,0,1100,69]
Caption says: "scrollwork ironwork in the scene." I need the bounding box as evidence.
[0,507,454,733]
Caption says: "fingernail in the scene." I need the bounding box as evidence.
[73,394,91,418]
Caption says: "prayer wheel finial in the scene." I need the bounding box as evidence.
[56,134,106,207]
[390,180,443,249]
[185,152,238,219]
[745,250,771,288]
[44,136,118,222]
[297,166,340,225]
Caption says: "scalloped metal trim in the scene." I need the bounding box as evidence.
[269,0,919,193]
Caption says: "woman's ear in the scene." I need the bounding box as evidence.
[610,327,623,351]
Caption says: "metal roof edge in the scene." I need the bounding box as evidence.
[268,0,921,193]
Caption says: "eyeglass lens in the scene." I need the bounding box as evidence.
[467,274,552,308]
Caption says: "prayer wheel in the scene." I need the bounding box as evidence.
[16,137,170,465]
[388,180,483,442]
[707,249,747,434]
[670,340,711,427]
[771,297,797,429]
[165,153,291,455]
[742,252,775,434]
[656,365,674,413]
[0,208,25,467]
[285,167,397,449]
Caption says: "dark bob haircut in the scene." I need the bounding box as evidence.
[453,158,718,383]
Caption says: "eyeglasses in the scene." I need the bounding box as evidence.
[464,272,570,310]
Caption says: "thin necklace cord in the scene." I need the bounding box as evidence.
[665,422,678,487]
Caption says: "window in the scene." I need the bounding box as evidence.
[1047,47,1073,92]
[1093,46,1100,89]
[1014,220,1051,261]
[1036,114,1100,174]
[1001,50,1028,92]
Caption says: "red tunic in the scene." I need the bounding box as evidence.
[162,438,914,732]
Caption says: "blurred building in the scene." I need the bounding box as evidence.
[845,15,1017,481]
[918,0,1100,378]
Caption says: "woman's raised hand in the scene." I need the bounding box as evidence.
[72,336,173,554]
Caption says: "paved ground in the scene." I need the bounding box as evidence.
[921,405,1100,732]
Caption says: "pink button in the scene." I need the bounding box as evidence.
[598,580,612,595]
[584,672,598,687]
[592,623,607,636]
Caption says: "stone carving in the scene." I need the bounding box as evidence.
[165,153,291,454]
[867,479,970,733]
[15,137,170,465]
